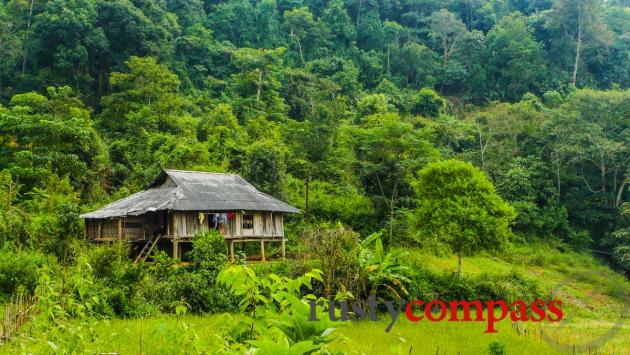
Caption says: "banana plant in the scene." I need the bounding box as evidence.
[359,232,410,299]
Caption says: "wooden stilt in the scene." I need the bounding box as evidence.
[260,239,266,261]
[117,218,123,240]
[173,239,179,259]
[281,239,286,259]
[229,240,234,262]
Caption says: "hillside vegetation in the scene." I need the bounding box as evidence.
[0,0,628,353]
[1,245,628,354]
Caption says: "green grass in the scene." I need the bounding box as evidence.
[397,244,630,353]
[5,312,627,354]
[334,317,560,354]
[2,244,629,354]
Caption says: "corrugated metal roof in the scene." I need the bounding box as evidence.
[80,169,300,219]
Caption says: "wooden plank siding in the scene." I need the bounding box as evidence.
[87,211,284,241]
[172,212,209,238]
[170,211,282,239]
[86,215,159,241]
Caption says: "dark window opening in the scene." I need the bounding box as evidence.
[243,214,254,229]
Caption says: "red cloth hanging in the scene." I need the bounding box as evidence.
[227,212,234,220]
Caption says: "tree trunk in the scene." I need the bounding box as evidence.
[601,160,607,207]
[290,29,305,65]
[21,0,35,76]
[478,129,488,171]
[296,37,305,65]
[443,41,448,66]
[256,70,262,101]
[555,151,562,203]
[615,177,627,208]
[304,176,310,224]
[457,251,462,280]
[572,16,583,86]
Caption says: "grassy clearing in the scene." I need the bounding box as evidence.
[5,312,627,354]
[399,244,630,353]
[334,317,559,354]
[2,244,628,354]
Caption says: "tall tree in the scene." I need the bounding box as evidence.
[322,0,356,49]
[486,13,546,101]
[256,0,285,49]
[0,86,108,194]
[411,160,516,278]
[546,0,612,85]
[283,7,330,64]
[355,112,438,241]
[228,47,288,122]
[429,9,468,66]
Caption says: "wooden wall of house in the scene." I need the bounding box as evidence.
[84,218,120,239]
[123,217,145,239]
[85,219,99,239]
[86,211,285,240]
[84,212,163,240]
[172,212,209,237]
[239,212,283,238]
[169,211,284,239]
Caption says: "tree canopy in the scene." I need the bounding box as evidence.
[0,0,628,272]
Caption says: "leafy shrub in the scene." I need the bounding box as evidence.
[302,223,361,298]
[84,241,130,279]
[0,243,46,297]
[488,340,506,355]
[188,230,228,275]
[409,88,446,118]
[406,266,542,304]
[359,232,410,299]
[217,265,338,353]
[82,242,146,316]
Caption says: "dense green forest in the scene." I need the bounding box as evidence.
[0,0,629,352]
[1,0,628,270]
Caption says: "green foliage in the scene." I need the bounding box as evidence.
[0,3,628,352]
[189,230,228,273]
[0,87,108,194]
[611,201,630,271]
[486,13,545,100]
[217,265,338,353]
[409,88,446,118]
[359,232,410,298]
[0,244,46,297]
[243,140,286,197]
[406,266,543,304]
[488,340,507,355]
[302,223,361,297]
[0,171,26,242]
[286,177,373,233]
[411,160,516,277]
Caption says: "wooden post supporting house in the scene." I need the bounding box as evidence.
[229,240,234,262]
[260,240,265,261]
[173,213,178,260]
[117,218,122,240]
[281,239,286,259]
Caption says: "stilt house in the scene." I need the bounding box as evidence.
[80,169,300,263]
